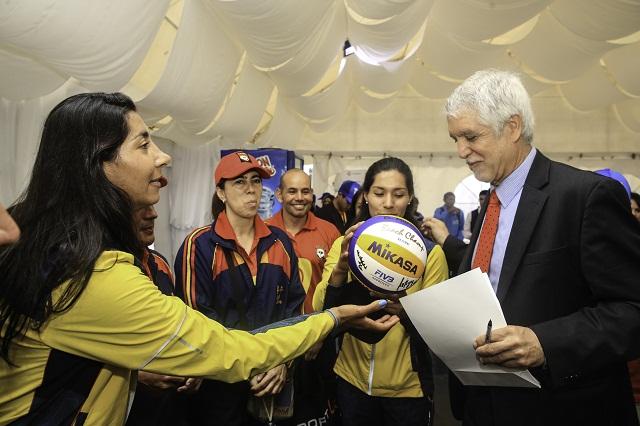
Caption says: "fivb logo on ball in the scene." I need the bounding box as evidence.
[348,215,428,294]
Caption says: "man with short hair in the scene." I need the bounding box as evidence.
[463,189,489,240]
[426,69,640,425]
[266,169,342,425]
[267,169,341,313]
[317,180,360,234]
[434,191,464,241]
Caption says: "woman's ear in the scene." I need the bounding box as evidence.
[216,186,226,203]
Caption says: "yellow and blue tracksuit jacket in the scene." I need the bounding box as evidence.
[0,250,336,425]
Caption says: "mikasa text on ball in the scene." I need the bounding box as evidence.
[348,215,428,294]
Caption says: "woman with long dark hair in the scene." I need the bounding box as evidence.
[0,93,398,425]
[313,157,449,426]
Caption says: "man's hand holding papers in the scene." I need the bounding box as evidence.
[474,325,546,369]
[400,268,541,388]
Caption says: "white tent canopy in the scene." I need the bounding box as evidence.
[2,0,640,145]
[1,0,639,259]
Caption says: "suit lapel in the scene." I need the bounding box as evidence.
[496,151,550,301]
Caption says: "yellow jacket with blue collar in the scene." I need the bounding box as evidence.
[0,250,336,425]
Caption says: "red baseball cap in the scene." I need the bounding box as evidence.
[214,151,271,185]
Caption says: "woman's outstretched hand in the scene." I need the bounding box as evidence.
[329,299,400,333]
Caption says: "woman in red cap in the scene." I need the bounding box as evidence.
[175,151,305,425]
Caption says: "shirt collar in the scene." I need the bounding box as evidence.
[214,210,271,242]
[273,210,317,232]
[494,147,537,208]
[304,212,319,231]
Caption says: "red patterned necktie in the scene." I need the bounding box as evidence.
[472,190,500,273]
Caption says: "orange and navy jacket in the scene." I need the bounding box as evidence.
[174,211,305,331]
[140,248,174,296]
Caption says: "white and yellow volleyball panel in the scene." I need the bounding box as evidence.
[348,216,428,294]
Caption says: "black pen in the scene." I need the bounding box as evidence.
[485,319,492,344]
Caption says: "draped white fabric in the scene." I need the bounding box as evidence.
[0,0,169,95]
[419,23,510,81]
[0,49,66,101]
[614,99,640,133]
[2,0,639,150]
[166,141,218,259]
[206,0,336,70]
[287,58,351,122]
[510,11,613,82]
[0,78,87,202]
[138,0,241,135]
[548,0,640,41]
[203,55,274,145]
[257,97,306,149]
[354,54,415,94]
[347,0,434,64]
[265,2,347,96]
[427,0,550,42]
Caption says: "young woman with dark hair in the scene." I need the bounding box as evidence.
[0,92,144,364]
[0,93,398,425]
[353,157,421,227]
[313,157,449,426]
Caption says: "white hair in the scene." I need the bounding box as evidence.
[445,69,535,144]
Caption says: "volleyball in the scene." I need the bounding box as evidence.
[348,215,428,295]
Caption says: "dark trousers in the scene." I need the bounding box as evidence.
[461,380,639,426]
[336,378,433,426]
[126,383,189,426]
[185,380,263,426]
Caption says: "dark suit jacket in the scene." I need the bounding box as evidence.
[456,151,640,426]
[442,234,467,274]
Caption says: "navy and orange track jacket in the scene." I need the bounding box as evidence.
[174,211,305,331]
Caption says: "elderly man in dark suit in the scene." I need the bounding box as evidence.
[424,69,640,426]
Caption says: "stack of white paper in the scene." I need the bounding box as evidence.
[400,268,540,388]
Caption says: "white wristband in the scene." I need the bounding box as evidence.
[324,309,340,328]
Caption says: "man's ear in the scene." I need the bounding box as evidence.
[506,114,523,143]
[275,187,284,203]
